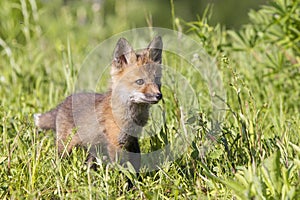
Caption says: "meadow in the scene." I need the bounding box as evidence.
[0,0,299,199]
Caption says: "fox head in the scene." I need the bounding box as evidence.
[111,36,163,105]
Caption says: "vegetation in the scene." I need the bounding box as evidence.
[0,0,299,199]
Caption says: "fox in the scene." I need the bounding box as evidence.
[34,36,163,173]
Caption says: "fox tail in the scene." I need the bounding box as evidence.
[34,108,58,130]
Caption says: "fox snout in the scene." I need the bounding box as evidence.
[155,92,163,101]
[145,92,162,104]
[130,88,162,104]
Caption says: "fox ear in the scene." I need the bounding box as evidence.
[113,38,137,68]
[147,36,163,64]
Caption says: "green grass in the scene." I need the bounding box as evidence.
[1,0,300,199]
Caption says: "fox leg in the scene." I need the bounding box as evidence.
[107,144,118,163]
[124,139,141,189]
[107,140,141,172]
[56,128,81,157]
[107,142,140,189]
[127,145,141,173]
[125,137,141,173]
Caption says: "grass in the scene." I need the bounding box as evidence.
[1,0,300,199]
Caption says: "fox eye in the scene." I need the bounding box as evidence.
[135,79,144,85]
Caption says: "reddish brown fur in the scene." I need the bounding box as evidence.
[34,37,163,172]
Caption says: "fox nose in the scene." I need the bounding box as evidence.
[156,93,162,100]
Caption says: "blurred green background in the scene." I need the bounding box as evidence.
[58,0,268,29]
[0,0,269,57]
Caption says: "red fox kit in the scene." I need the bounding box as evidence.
[34,36,163,172]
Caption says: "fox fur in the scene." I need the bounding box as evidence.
[34,36,163,172]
